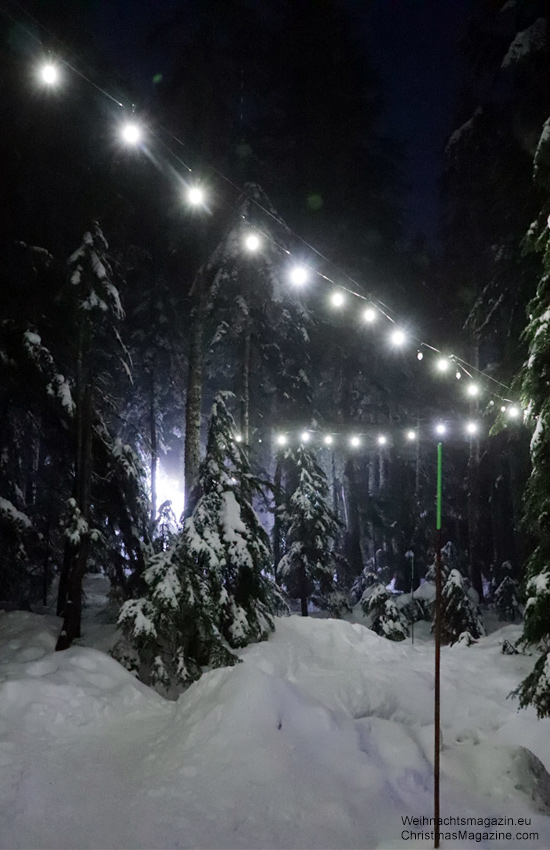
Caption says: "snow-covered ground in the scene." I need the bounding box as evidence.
[1,580,550,849]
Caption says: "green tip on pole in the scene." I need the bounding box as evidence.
[436,442,442,531]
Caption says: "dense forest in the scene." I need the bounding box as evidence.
[2,0,550,711]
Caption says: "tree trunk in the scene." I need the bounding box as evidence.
[150,379,158,528]
[273,454,283,583]
[467,432,484,599]
[466,340,483,599]
[299,563,308,616]
[56,378,93,650]
[184,277,206,515]
[240,322,251,445]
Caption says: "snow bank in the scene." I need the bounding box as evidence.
[1,611,550,848]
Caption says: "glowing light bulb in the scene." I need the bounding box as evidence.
[456,371,461,380]
[406,430,417,441]
[330,291,345,308]
[235,434,242,443]
[244,233,261,252]
[466,422,478,435]
[301,431,311,443]
[350,436,361,447]
[507,406,520,419]
[276,434,287,446]
[417,351,424,360]
[500,405,506,412]
[323,435,333,446]
[436,358,450,373]
[377,435,387,446]
[390,329,406,346]
[290,266,309,287]
[435,423,446,436]
[40,63,59,85]
[363,307,377,323]
[121,122,142,145]
[466,383,480,397]
[188,186,205,205]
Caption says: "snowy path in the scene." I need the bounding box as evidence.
[1,610,550,848]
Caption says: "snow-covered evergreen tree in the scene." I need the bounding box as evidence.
[515,116,550,716]
[438,569,485,646]
[278,444,341,616]
[360,580,409,641]
[119,393,284,689]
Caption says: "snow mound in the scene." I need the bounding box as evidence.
[1,612,550,848]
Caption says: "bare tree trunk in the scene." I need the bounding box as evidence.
[466,340,483,599]
[184,279,206,515]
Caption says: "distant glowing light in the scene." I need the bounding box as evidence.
[466,422,479,435]
[466,383,480,397]
[300,431,311,443]
[244,233,261,252]
[456,371,462,380]
[323,435,333,446]
[276,434,287,446]
[363,307,377,323]
[377,435,387,446]
[156,467,185,519]
[390,329,407,346]
[435,423,446,436]
[436,358,450,373]
[350,436,361,447]
[501,405,507,412]
[40,63,60,85]
[406,430,417,441]
[417,350,424,360]
[188,186,205,205]
[330,291,345,308]
[289,266,309,287]
[121,122,142,145]
[507,406,520,419]
[235,434,243,443]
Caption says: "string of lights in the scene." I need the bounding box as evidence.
[269,419,483,451]
[4,2,525,423]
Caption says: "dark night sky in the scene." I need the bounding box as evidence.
[91,0,476,243]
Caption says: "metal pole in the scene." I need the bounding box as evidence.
[434,442,443,849]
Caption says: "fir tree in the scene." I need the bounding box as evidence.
[493,575,522,622]
[515,115,550,716]
[119,393,284,690]
[438,569,485,646]
[360,579,409,641]
[278,444,341,616]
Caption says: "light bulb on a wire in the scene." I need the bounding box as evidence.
[244,233,261,252]
[289,266,309,287]
[40,63,60,86]
[187,186,205,206]
[120,122,142,145]
[330,291,345,308]
[390,329,407,347]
